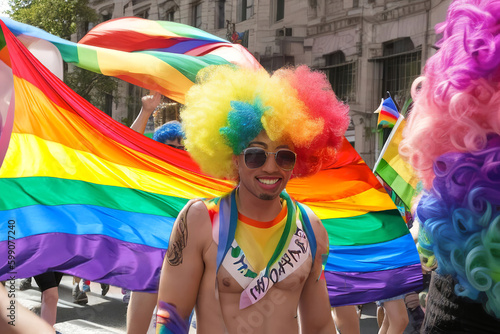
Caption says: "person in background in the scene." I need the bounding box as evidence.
[127,91,186,334]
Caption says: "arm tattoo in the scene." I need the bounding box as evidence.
[166,209,188,266]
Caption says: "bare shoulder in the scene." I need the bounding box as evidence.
[182,199,210,223]
[166,199,212,266]
[179,199,213,238]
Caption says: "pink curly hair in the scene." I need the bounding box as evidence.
[400,0,500,189]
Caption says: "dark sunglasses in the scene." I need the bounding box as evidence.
[241,147,296,171]
[167,144,185,150]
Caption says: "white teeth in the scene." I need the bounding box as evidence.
[258,178,279,185]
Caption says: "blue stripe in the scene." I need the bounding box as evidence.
[3,17,75,48]
[153,40,213,54]
[0,204,173,248]
[326,233,420,272]
[216,194,231,273]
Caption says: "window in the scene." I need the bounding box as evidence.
[193,3,202,28]
[321,51,357,103]
[383,38,415,57]
[237,0,253,22]
[101,10,112,22]
[275,0,285,22]
[166,10,175,21]
[104,94,113,117]
[216,0,226,29]
[136,9,149,19]
[380,38,421,106]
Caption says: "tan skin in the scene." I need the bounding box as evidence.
[0,285,55,334]
[130,91,161,134]
[156,131,335,333]
[332,305,361,334]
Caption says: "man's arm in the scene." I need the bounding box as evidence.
[298,209,336,334]
[130,91,161,134]
[156,200,211,326]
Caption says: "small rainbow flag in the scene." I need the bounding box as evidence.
[374,117,419,209]
[376,97,400,129]
[0,19,421,304]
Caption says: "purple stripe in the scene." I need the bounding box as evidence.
[325,263,423,306]
[153,39,212,54]
[0,233,165,292]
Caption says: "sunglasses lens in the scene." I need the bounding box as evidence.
[244,148,267,169]
[276,150,296,170]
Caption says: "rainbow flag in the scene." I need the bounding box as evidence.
[0,19,421,304]
[377,97,400,129]
[292,139,422,306]
[374,117,419,209]
[1,17,261,104]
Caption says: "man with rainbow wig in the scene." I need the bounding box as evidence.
[156,65,349,333]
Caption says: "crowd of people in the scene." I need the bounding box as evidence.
[2,0,500,333]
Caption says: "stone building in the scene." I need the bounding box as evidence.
[87,0,451,166]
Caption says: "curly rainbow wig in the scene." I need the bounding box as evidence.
[400,0,500,319]
[400,0,500,189]
[181,65,350,179]
[416,135,500,318]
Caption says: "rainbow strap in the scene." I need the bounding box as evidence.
[215,189,317,276]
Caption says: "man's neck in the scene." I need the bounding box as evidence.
[235,186,283,222]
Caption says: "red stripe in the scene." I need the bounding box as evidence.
[380,109,399,121]
[80,32,189,52]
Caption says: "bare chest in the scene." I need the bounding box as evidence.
[217,255,312,294]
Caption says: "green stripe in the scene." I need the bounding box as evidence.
[266,192,296,274]
[53,42,80,64]
[76,45,102,74]
[0,28,6,50]
[0,177,188,217]
[323,209,409,246]
[139,51,231,82]
[376,159,415,208]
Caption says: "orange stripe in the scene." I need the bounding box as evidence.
[0,46,11,68]
[238,203,287,228]
[287,164,383,202]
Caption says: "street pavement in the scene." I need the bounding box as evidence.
[15,276,414,333]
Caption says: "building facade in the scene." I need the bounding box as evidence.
[88,0,451,166]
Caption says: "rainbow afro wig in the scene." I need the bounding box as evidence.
[181,65,349,179]
[153,120,184,144]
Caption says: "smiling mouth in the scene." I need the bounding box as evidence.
[257,178,280,185]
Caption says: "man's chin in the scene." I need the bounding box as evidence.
[258,193,279,200]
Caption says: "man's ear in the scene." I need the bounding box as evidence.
[232,154,239,168]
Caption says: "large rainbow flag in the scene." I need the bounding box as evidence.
[1,17,261,104]
[0,18,421,304]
